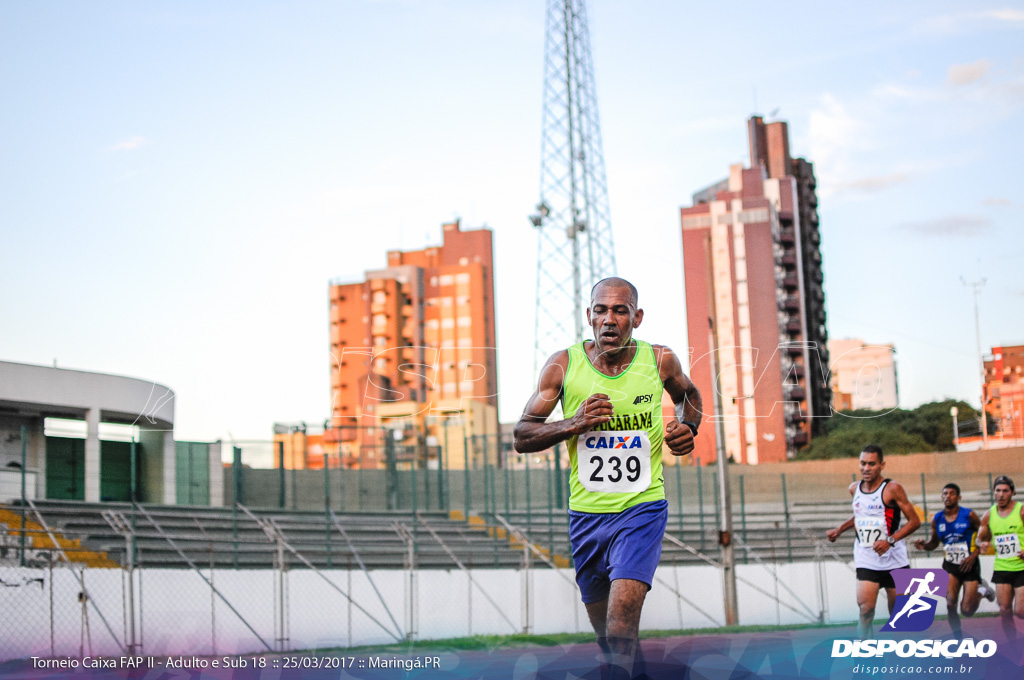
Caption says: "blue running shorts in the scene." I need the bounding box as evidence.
[568,499,668,604]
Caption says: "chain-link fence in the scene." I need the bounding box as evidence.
[2,443,1019,663]
[224,434,1010,557]
[2,524,1009,663]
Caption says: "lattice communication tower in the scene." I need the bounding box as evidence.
[530,0,617,377]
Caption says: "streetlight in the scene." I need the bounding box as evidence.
[950,406,959,451]
[961,277,988,450]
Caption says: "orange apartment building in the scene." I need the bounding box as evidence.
[327,220,498,468]
[984,345,1024,440]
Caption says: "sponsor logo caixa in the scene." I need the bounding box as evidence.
[831,568,997,659]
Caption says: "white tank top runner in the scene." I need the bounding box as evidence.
[852,479,909,571]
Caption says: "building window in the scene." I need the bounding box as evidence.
[682,214,712,229]
[738,208,769,224]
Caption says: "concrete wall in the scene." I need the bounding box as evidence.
[0,469,37,503]
[139,429,166,504]
[0,553,1002,661]
[0,362,174,428]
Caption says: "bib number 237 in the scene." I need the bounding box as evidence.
[578,431,652,493]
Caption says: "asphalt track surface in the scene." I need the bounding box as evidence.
[2,618,1023,680]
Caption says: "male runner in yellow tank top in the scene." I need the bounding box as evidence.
[515,277,702,680]
[977,475,1024,641]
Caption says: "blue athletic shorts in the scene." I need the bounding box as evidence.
[568,499,668,604]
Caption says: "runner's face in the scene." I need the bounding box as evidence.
[859,452,882,483]
[587,284,642,353]
[942,488,960,509]
[994,484,1014,508]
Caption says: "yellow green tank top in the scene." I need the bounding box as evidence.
[562,339,665,513]
[990,501,1024,572]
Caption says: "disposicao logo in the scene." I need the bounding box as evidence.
[831,568,997,659]
[881,568,947,632]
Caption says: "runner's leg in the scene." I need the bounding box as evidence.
[959,578,980,617]
[857,580,881,639]
[996,583,1015,640]
[882,586,898,616]
[1014,584,1024,631]
[601,579,647,680]
[585,599,609,637]
[947,576,963,637]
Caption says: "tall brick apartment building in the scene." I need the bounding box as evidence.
[328,220,498,468]
[681,116,830,463]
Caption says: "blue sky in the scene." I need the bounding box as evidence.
[1,1,1022,443]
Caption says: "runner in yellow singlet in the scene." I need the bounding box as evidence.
[515,277,702,680]
[978,475,1024,641]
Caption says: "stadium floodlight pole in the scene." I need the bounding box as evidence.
[703,235,738,626]
[531,0,617,378]
[961,277,988,449]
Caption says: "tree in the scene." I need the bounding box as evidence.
[794,399,977,460]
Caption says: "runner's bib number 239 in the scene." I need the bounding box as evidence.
[577,430,652,493]
[995,534,1022,557]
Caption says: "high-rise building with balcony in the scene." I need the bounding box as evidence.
[680,116,830,463]
[327,220,498,468]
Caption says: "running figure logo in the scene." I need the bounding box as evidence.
[881,568,949,632]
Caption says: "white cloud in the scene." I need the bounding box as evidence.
[899,215,993,237]
[948,59,990,86]
[831,172,911,194]
[983,197,1012,206]
[919,8,1024,34]
[109,136,148,151]
[983,9,1024,22]
[806,93,863,185]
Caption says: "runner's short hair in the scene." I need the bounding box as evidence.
[943,483,961,496]
[994,475,1015,492]
[591,277,638,306]
[861,444,883,462]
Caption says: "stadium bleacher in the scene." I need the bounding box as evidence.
[2,489,987,571]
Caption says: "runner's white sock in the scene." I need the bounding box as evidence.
[979,579,995,601]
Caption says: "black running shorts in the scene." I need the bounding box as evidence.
[856,565,910,589]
